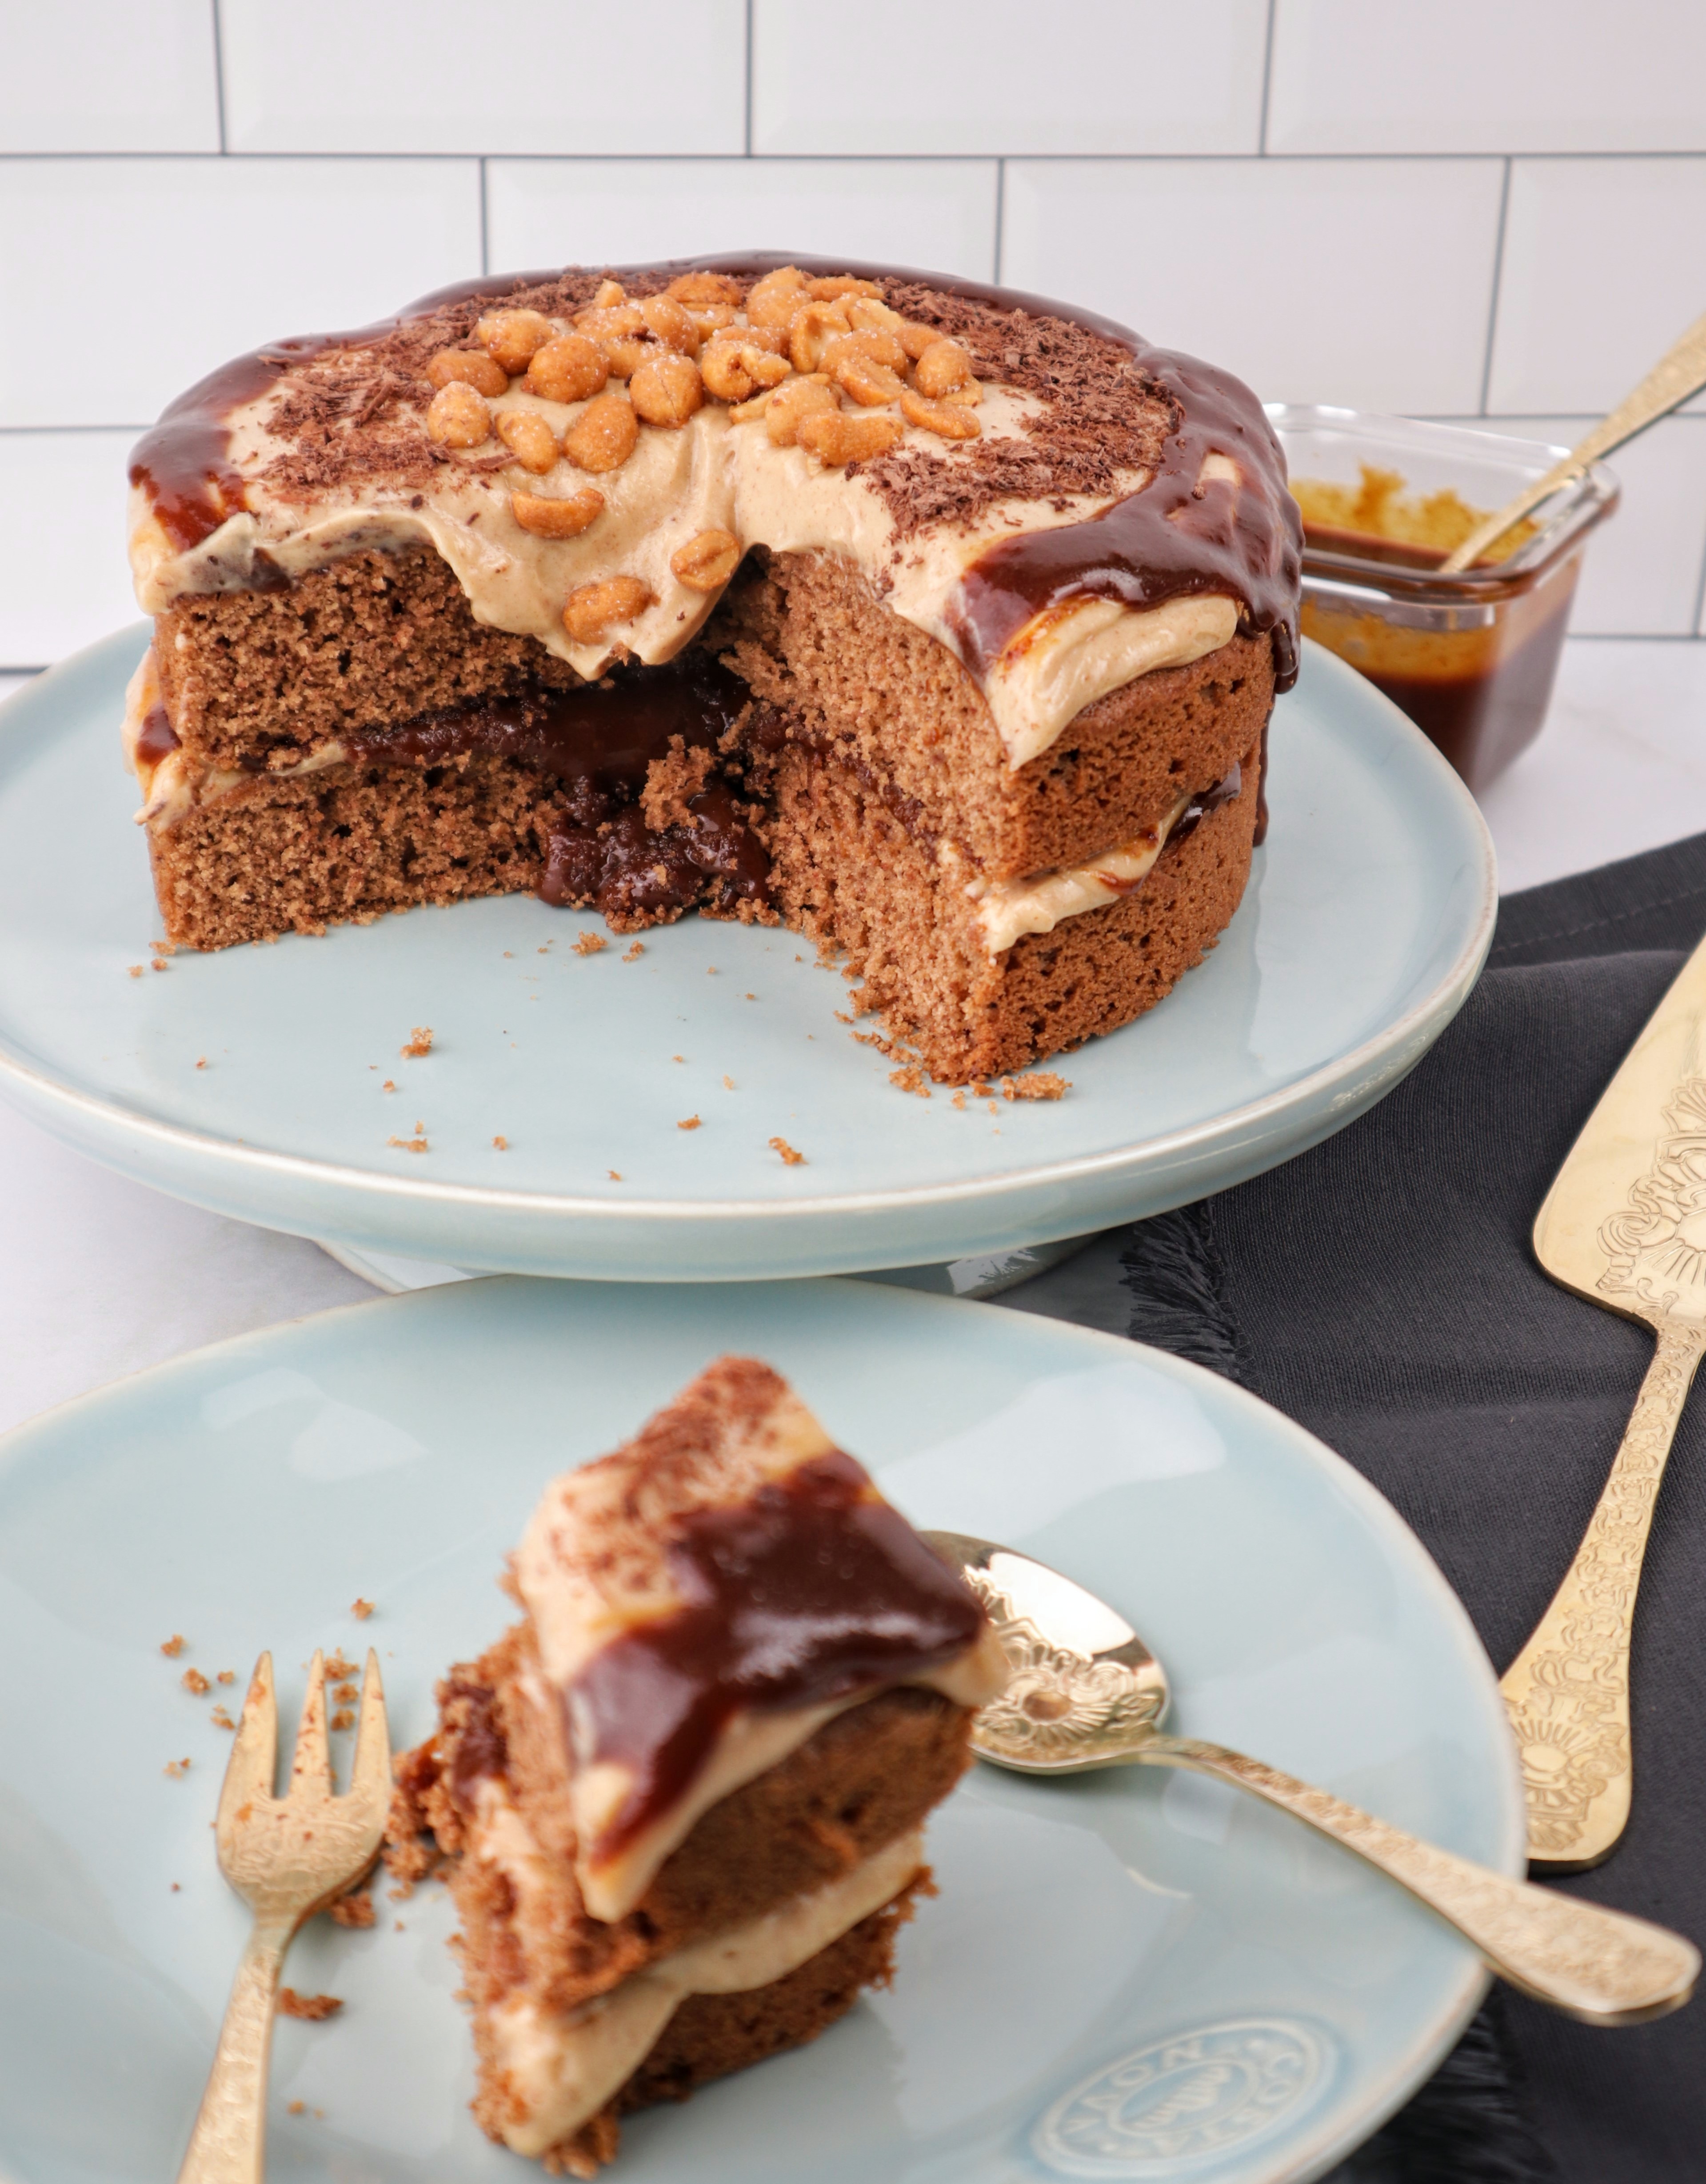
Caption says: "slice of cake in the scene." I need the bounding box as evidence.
[386,1356,1008,2174]
[126,255,1300,1081]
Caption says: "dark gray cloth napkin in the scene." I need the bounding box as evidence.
[999,828,1706,2184]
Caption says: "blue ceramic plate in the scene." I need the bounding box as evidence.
[0,631,1494,1279]
[0,1276,1521,2184]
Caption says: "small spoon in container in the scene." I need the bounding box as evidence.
[923,1529,1697,2027]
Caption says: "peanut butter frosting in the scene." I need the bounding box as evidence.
[127,254,1299,776]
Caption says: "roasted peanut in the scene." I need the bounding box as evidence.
[824,327,907,373]
[900,388,982,440]
[846,296,907,338]
[807,275,881,301]
[576,304,648,376]
[788,300,853,374]
[563,392,639,472]
[426,380,491,448]
[511,485,605,537]
[563,576,654,644]
[592,278,627,309]
[897,320,943,360]
[700,339,793,403]
[630,351,704,427]
[831,350,906,407]
[496,408,560,472]
[796,410,903,466]
[738,322,790,356]
[745,265,808,328]
[914,338,977,398]
[763,375,840,447]
[640,294,700,356]
[426,348,508,397]
[687,302,738,338]
[476,309,556,375]
[671,528,741,592]
[524,334,608,404]
[666,270,744,308]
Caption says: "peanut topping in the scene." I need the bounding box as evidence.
[525,334,608,404]
[670,528,741,592]
[897,321,943,361]
[846,297,907,338]
[913,339,977,398]
[807,275,881,302]
[630,351,704,427]
[746,265,808,328]
[796,410,904,466]
[563,392,638,472]
[592,278,627,309]
[687,302,738,338]
[577,305,650,379]
[640,295,701,356]
[900,388,982,440]
[563,575,654,643]
[823,330,908,406]
[788,300,853,374]
[511,485,604,538]
[701,340,793,403]
[426,348,508,397]
[496,409,560,473]
[763,375,840,447]
[426,381,491,448]
[666,271,743,308]
[827,326,908,373]
[477,309,556,375]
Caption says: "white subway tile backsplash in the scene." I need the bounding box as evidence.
[0,160,482,429]
[1002,158,1503,412]
[0,4,219,154]
[1446,415,1706,635]
[486,160,999,284]
[1268,0,1706,155]
[218,0,745,156]
[1486,158,1706,415]
[750,0,1268,158]
[0,434,140,666]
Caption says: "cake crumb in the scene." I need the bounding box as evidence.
[327,1887,374,1928]
[388,1135,429,1152]
[503,950,513,958]
[151,959,169,972]
[769,1136,806,1166]
[334,1682,358,1703]
[324,1652,355,1680]
[672,1054,685,1062]
[216,1669,235,1684]
[745,992,757,1000]
[331,1708,355,1732]
[492,1134,508,1150]
[288,2100,306,2116]
[952,1089,966,1110]
[196,1056,208,1069]
[128,965,143,978]
[622,941,645,962]
[723,1075,735,1090]
[572,932,607,957]
[181,1667,210,1696]
[352,1598,374,1620]
[400,1027,433,1057]
[1001,1072,1071,1100]
[608,1169,622,1180]
[278,1989,343,2022]
[151,940,176,957]
[164,1757,191,1778]
[889,1067,931,1098]
[171,1882,180,1892]
[677,1115,702,1131]
[381,1078,396,1092]
[706,965,718,974]
[211,1706,236,1731]
[160,1635,186,1658]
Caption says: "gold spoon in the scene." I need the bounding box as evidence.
[1438,308,1706,574]
[923,1529,1698,2027]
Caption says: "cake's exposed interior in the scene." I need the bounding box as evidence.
[385,1356,1008,2174]
[127,256,1300,1080]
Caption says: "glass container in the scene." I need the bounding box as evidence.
[1268,406,1619,793]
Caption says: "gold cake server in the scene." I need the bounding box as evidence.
[1503,931,1706,1870]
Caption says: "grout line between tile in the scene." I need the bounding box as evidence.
[1692,528,1706,640]
[1478,156,1511,416]
[1258,0,1277,156]
[992,159,1005,283]
[743,0,754,159]
[210,0,227,156]
[4,147,1703,167]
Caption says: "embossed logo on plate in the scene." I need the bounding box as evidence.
[1031,2018,1335,2178]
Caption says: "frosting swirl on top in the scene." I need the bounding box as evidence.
[128,256,1299,771]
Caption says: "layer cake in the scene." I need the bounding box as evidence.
[385,1356,1009,2173]
[126,256,1300,1080]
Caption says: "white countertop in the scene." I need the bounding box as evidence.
[2,633,1704,1441]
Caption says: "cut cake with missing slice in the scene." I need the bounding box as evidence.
[385,1356,1009,2174]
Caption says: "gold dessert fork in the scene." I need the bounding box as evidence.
[177,1650,390,2184]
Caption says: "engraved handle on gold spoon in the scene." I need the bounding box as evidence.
[1498,1313,1706,1872]
[1439,308,1706,573]
[1131,1735,1697,2024]
[176,1914,294,2184]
